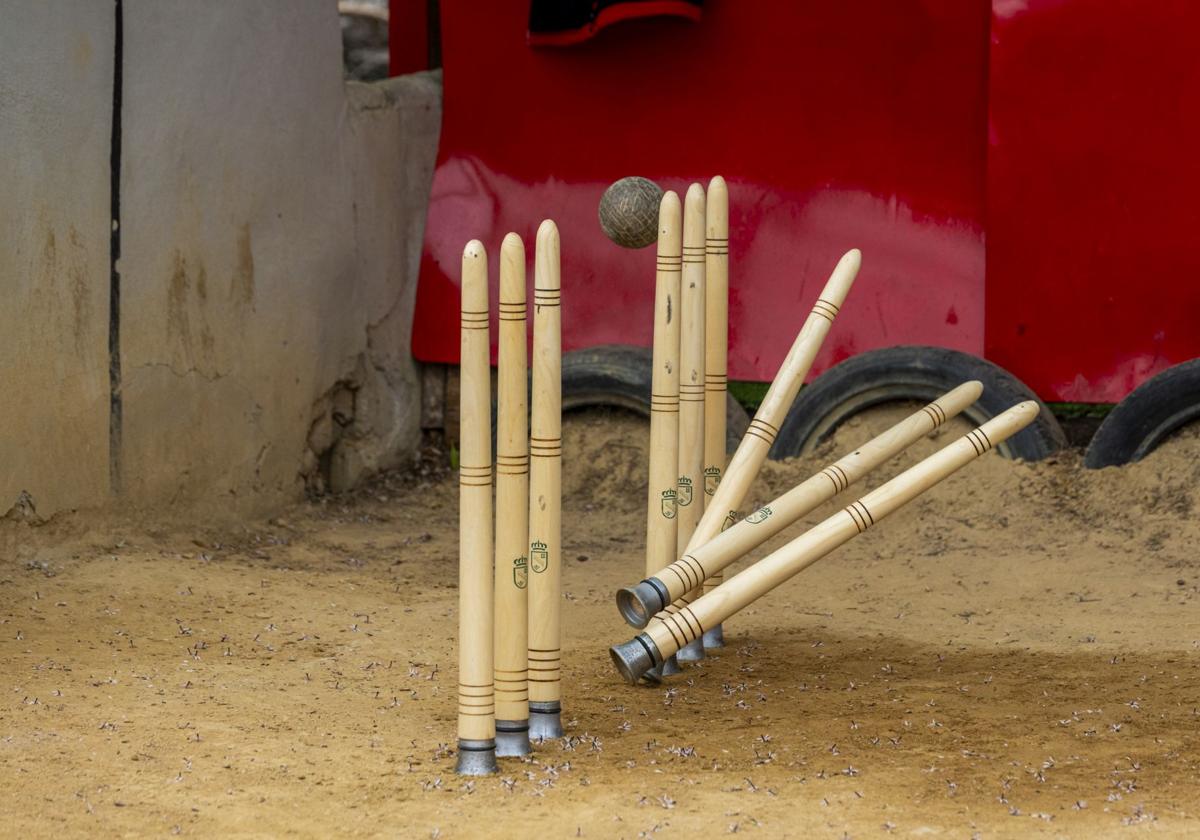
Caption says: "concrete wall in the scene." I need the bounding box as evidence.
[0,2,115,519]
[1,1,439,518]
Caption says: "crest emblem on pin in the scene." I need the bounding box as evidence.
[721,510,737,531]
[530,541,549,573]
[704,466,721,496]
[661,488,677,519]
[747,506,772,524]
[513,556,528,589]
[677,476,693,506]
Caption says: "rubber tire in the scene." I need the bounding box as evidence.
[562,344,750,452]
[1084,359,1200,468]
[767,346,1067,461]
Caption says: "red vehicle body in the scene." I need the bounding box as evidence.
[400,0,1200,404]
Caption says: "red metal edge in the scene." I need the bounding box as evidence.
[528,1,702,47]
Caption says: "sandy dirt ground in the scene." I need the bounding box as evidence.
[2,407,1198,838]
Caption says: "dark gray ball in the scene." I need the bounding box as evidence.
[599,176,664,249]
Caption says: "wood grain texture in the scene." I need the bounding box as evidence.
[458,240,495,741]
[494,233,529,723]
[701,175,729,597]
[646,191,682,577]
[683,249,862,559]
[676,183,707,592]
[528,220,563,705]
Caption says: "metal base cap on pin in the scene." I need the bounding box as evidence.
[676,638,706,662]
[615,579,668,629]
[644,652,682,683]
[528,701,564,741]
[454,738,498,776]
[609,633,662,685]
[495,720,531,757]
[702,624,725,650]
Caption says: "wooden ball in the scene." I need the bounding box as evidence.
[599,176,664,249]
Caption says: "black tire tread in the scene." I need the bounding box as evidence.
[561,344,750,453]
[767,345,1067,461]
[1084,359,1200,468]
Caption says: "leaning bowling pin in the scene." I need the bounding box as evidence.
[528,220,564,741]
[611,402,1040,684]
[654,249,861,646]
[494,233,530,757]
[688,249,860,553]
[675,183,707,663]
[456,241,497,775]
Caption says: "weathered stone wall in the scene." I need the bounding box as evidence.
[0,1,439,518]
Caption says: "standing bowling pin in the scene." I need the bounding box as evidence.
[701,175,729,649]
[528,220,563,741]
[494,233,530,757]
[675,183,707,663]
[645,192,683,676]
[456,241,497,775]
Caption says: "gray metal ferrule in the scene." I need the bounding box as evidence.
[609,632,663,684]
[495,720,531,757]
[528,701,563,741]
[676,638,705,662]
[616,578,669,628]
[455,738,498,776]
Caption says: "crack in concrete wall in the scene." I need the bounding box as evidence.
[1,2,441,518]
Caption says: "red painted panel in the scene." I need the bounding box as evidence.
[388,0,429,76]
[413,0,990,381]
[986,0,1200,402]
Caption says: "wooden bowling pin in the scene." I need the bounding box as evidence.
[655,250,861,643]
[528,220,563,741]
[645,192,684,677]
[689,249,860,549]
[675,183,707,663]
[701,175,729,648]
[494,233,530,757]
[646,192,682,579]
[617,381,983,626]
[611,402,1041,683]
[456,240,497,775]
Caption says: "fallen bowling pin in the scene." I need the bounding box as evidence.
[617,381,983,628]
[610,401,1040,684]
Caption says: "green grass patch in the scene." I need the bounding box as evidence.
[1047,402,1114,419]
[728,381,771,413]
